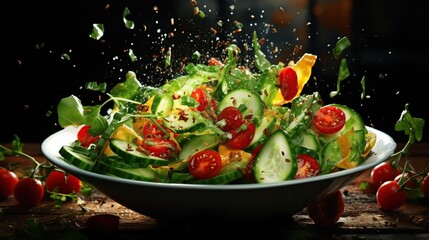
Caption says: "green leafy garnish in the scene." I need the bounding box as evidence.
[60,53,70,60]
[122,7,135,29]
[394,103,425,143]
[128,49,138,62]
[329,58,350,98]
[252,31,271,72]
[333,36,351,59]
[165,47,172,67]
[384,103,426,198]
[360,76,366,100]
[84,82,107,93]
[89,23,104,40]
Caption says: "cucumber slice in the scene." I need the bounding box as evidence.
[101,155,142,169]
[93,156,139,174]
[320,129,366,174]
[171,172,195,183]
[173,133,222,171]
[299,131,320,152]
[96,161,158,181]
[190,161,247,184]
[190,170,243,184]
[330,103,366,132]
[247,115,276,149]
[109,138,170,167]
[151,93,173,117]
[163,106,206,133]
[253,130,297,183]
[218,89,264,121]
[59,145,94,171]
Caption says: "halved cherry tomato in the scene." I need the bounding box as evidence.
[77,125,101,147]
[45,170,82,194]
[217,106,244,132]
[312,105,346,134]
[190,88,209,112]
[0,168,19,198]
[295,154,320,179]
[279,66,299,101]
[188,149,222,179]
[226,122,256,149]
[14,178,45,207]
[141,138,179,159]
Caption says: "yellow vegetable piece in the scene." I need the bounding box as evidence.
[334,130,356,170]
[361,132,377,158]
[132,95,155,133]
[103,124,143,156]
[273,53,317,106]
[218,144,252,166]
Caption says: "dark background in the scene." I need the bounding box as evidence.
[3,0,428,144]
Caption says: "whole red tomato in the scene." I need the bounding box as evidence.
[307,190,344,226]
[14,178,45,207]
[370,162,397,189]
[226,122,256,149]
[376,180,407,211]
[45,170,82,194]
[0,168,19,198]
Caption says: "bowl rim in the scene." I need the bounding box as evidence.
[41,125,396,190]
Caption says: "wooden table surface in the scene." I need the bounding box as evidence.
[1,143,428,240]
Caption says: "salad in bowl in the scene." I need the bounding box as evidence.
[52,33,376,186]
[40,33,398,220]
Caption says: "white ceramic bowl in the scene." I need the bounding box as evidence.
[41,126,396,221]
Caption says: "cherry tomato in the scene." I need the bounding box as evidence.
[279,66,299,101]
[370,162,397,189]
[394,172,417,189]
[142,119,170,138]
[188,149,222,179]
[376,180,407,211]
[14,178,45,207]
[77,125,101,147]
[45,170,82,194]
[141,138,179,159]
[217,106,244,132]
[312,105,346,134]
[421,174,429,200]
[208,57,223,66]
[295,154,321,179]
[0,168,19,198]
[190,88,209,112]
[307,190,344,226]
[226,122,256,149]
